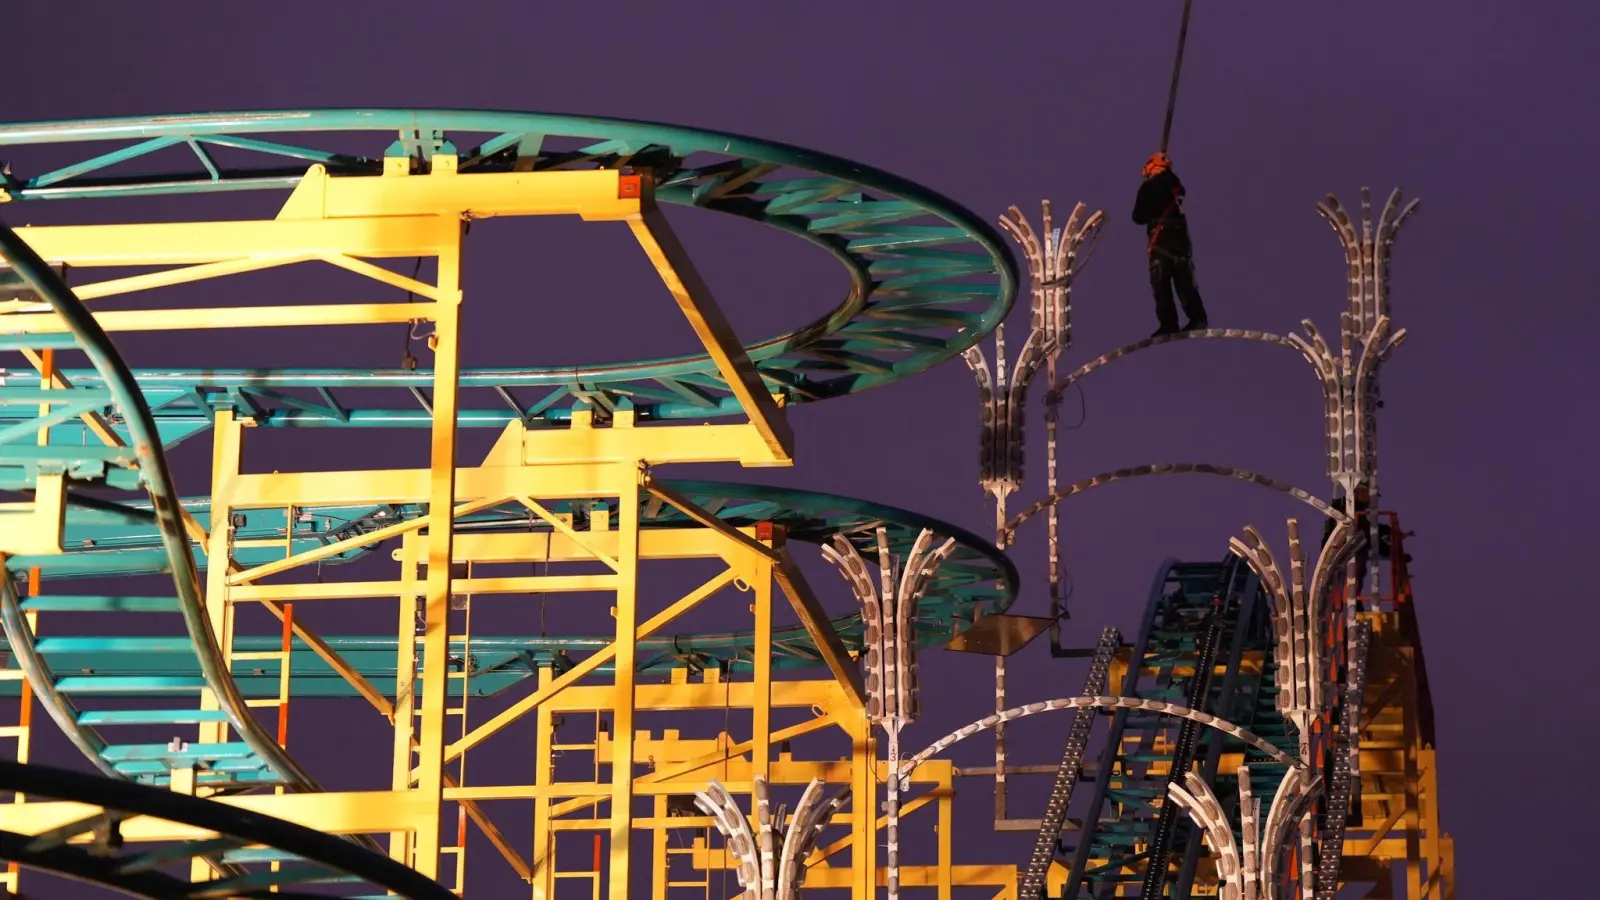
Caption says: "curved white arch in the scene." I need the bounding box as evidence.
[1000,463,1346,546]
[899,695,1303,779]
[1047,328,1307,397]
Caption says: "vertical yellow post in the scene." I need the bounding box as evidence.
[390,531,422,865]
[3,570,39,897]
[1419,748,1443,898]
[850,715,877,900]
[531,666,556,900]
[1403,656,1423,900]
[608,462,643,899]
[650,795,668,900]
[938,773,953,900]
[413,222,466,880]
[4,355,54,897]
[192,410,241,884]
[201,409,243,749]
[751,555,773,789]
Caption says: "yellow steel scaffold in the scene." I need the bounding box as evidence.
[0,110,1451,900]
[0,146,1021,899]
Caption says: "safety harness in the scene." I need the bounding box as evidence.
[1145,185,1182,256]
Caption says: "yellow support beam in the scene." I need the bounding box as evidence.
[446,526,763,566]
[543,678,846,714]
[17,347,121,447]
[440,566,736,765]
[11,215,459,266]
[225,492,510,586]
[0,790,438,841]
[0,301,440,335]
[276,165,640,222]
[410,217,464,881]
[625,199,793,462]
[228,445,787,509]
[0,153,1026,900]
[548,715,836,820]
[608,462,643,900]
[0,473,65,556]
[228,574,619,603]
[521,419,787,468]
[641,476,779,563]
[772,547,867,710]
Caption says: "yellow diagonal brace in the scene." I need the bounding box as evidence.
[625,200,793,462]
[226,493,509,586]
[257,600,394,718]
[440,567,737,765]
[70,253,317,301]
[514,495,620,571]
[814,788,942,864]
[247,597,528,879]
[640,476,777,563]
[182,509,397,724]
[186,510,530,875]
[18,348,121,447]
[317,253,442,300]
[546,715,835,819]
[772,548,866,710]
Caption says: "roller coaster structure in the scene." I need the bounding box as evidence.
[0,109,1449,899]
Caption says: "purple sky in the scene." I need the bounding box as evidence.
[7,2,1595,896]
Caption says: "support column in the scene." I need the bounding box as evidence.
[751,554,773,791]
[1402,652,1424,900]
[390,531,422,865]
[608,462,643,899]
[851,714,877,900]
[938,776,954,900]
[192,410,242,884]
[413,222,465,880]
[650,795,668,900]
[530,667,555,900]
[199,410,243,748]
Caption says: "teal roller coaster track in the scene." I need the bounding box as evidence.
[0,108,1378,898]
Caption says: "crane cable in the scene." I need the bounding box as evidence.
[1159,0,1197,153]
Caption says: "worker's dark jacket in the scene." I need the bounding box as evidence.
[1132,169,1192,257]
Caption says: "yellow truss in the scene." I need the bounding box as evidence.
[0,159,1017,900]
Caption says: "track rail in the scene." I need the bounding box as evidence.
[0,108,1017,428]
[1315,617,1370,899]
[1139,591,1227,897]
[1055,557,1298,899]
[0,482,1019,714]
[0,223,321,793]
[0,759,453,899]
[1017,627,1120,900]
[0,110,1019,806]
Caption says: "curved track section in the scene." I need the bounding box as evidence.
[0,109,1017,429]
[0,482,1018,707]
[1050,557,1308,899]
[0,759,453,899]
[0,224,320,792]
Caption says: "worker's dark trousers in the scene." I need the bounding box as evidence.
[1148,250,1208,332]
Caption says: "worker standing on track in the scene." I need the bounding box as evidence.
[1133,152,1209,337]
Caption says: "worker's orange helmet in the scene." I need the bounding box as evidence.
[1143,152,1172,178]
